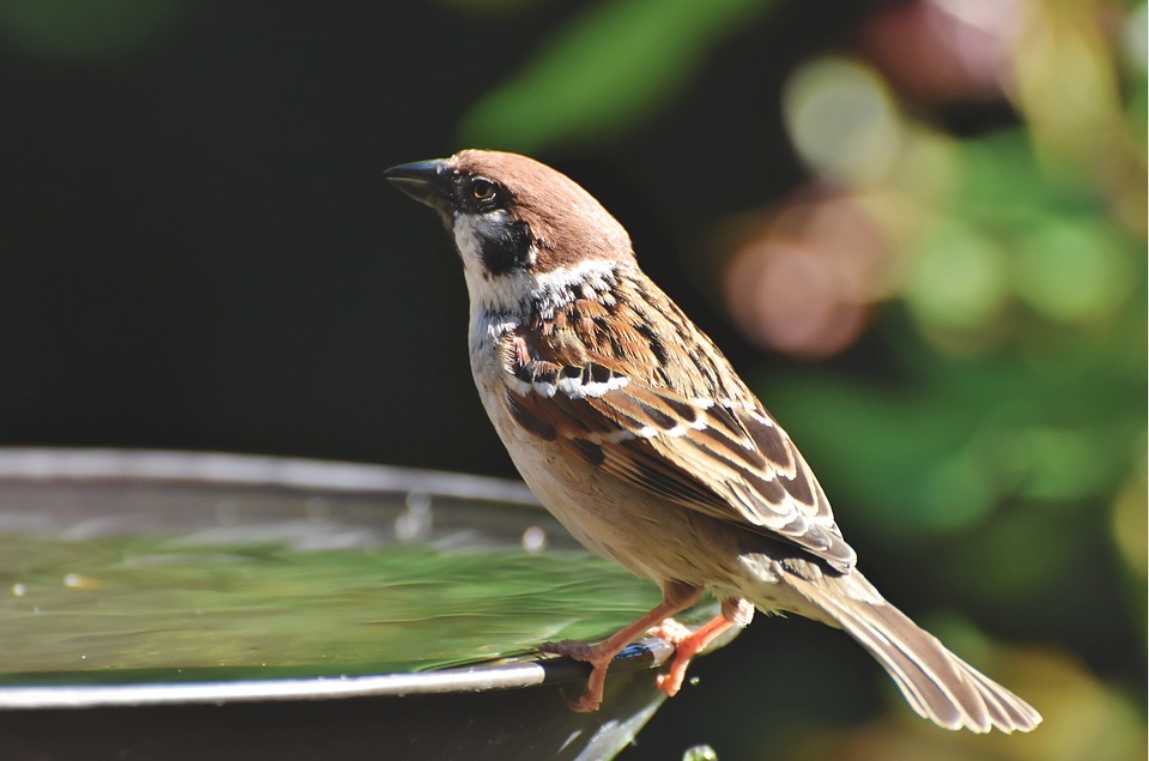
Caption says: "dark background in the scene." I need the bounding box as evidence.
[1,1,854,474]
[2,1,1145,759]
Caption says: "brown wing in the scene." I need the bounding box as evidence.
[499,273,857,572]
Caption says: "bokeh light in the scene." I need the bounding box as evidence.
[1014,218,1136,324]
[783,57,903,187]
[904,217,1011,341]
[722,191,889,357]
[860,0,1022,103]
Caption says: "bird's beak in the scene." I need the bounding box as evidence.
[384,158,452,212]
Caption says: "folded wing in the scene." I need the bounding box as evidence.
[500,314,857,573]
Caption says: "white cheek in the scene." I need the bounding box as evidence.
[453,211,503,274]
[453,210,536,314]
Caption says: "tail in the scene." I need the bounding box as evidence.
[778,568,1042,734]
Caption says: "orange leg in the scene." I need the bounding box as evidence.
[541,583,703,712]
[650,597,754,697]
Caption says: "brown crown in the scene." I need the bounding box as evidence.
[452,150,635,272]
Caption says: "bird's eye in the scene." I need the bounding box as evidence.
[471,179,497,201]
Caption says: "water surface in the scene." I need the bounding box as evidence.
[0,474,683,687]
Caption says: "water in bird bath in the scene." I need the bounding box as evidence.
[0,467,697,688]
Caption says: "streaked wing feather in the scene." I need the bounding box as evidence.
[501,303,857,571]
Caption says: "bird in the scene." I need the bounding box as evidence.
[384,149,1042,733]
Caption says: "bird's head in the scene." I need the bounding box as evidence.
[385,149,633,314]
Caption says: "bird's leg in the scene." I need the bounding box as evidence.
[541,583,703,712]
[650,597,754,697]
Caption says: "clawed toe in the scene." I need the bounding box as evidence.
[655,667,688,697]
[647,617,693,644]
[566,688,604,712]
[536,587,711,713]
[539,639,595,661]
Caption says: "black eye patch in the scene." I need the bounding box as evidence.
[454,175,503,214]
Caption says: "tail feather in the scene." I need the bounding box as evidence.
[780,570,1042,734]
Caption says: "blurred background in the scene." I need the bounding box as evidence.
[0,0,1144,758]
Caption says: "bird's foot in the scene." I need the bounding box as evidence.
[647,617,693,644]
[565,677,606,713]
[539,638,596,662]
[651,614,739,697]
[654,660,694,697]
[540,640,612,712]
[539,586,708,712]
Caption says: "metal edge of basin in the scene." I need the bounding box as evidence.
[0,447,718,761]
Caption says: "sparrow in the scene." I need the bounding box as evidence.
[384,149,1041,733]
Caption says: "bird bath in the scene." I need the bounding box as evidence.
[0,448,734,760]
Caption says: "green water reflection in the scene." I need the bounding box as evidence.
[0,533,664,685]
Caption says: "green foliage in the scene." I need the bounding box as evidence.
[768,127,1145,541]
[458,0,774,152]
